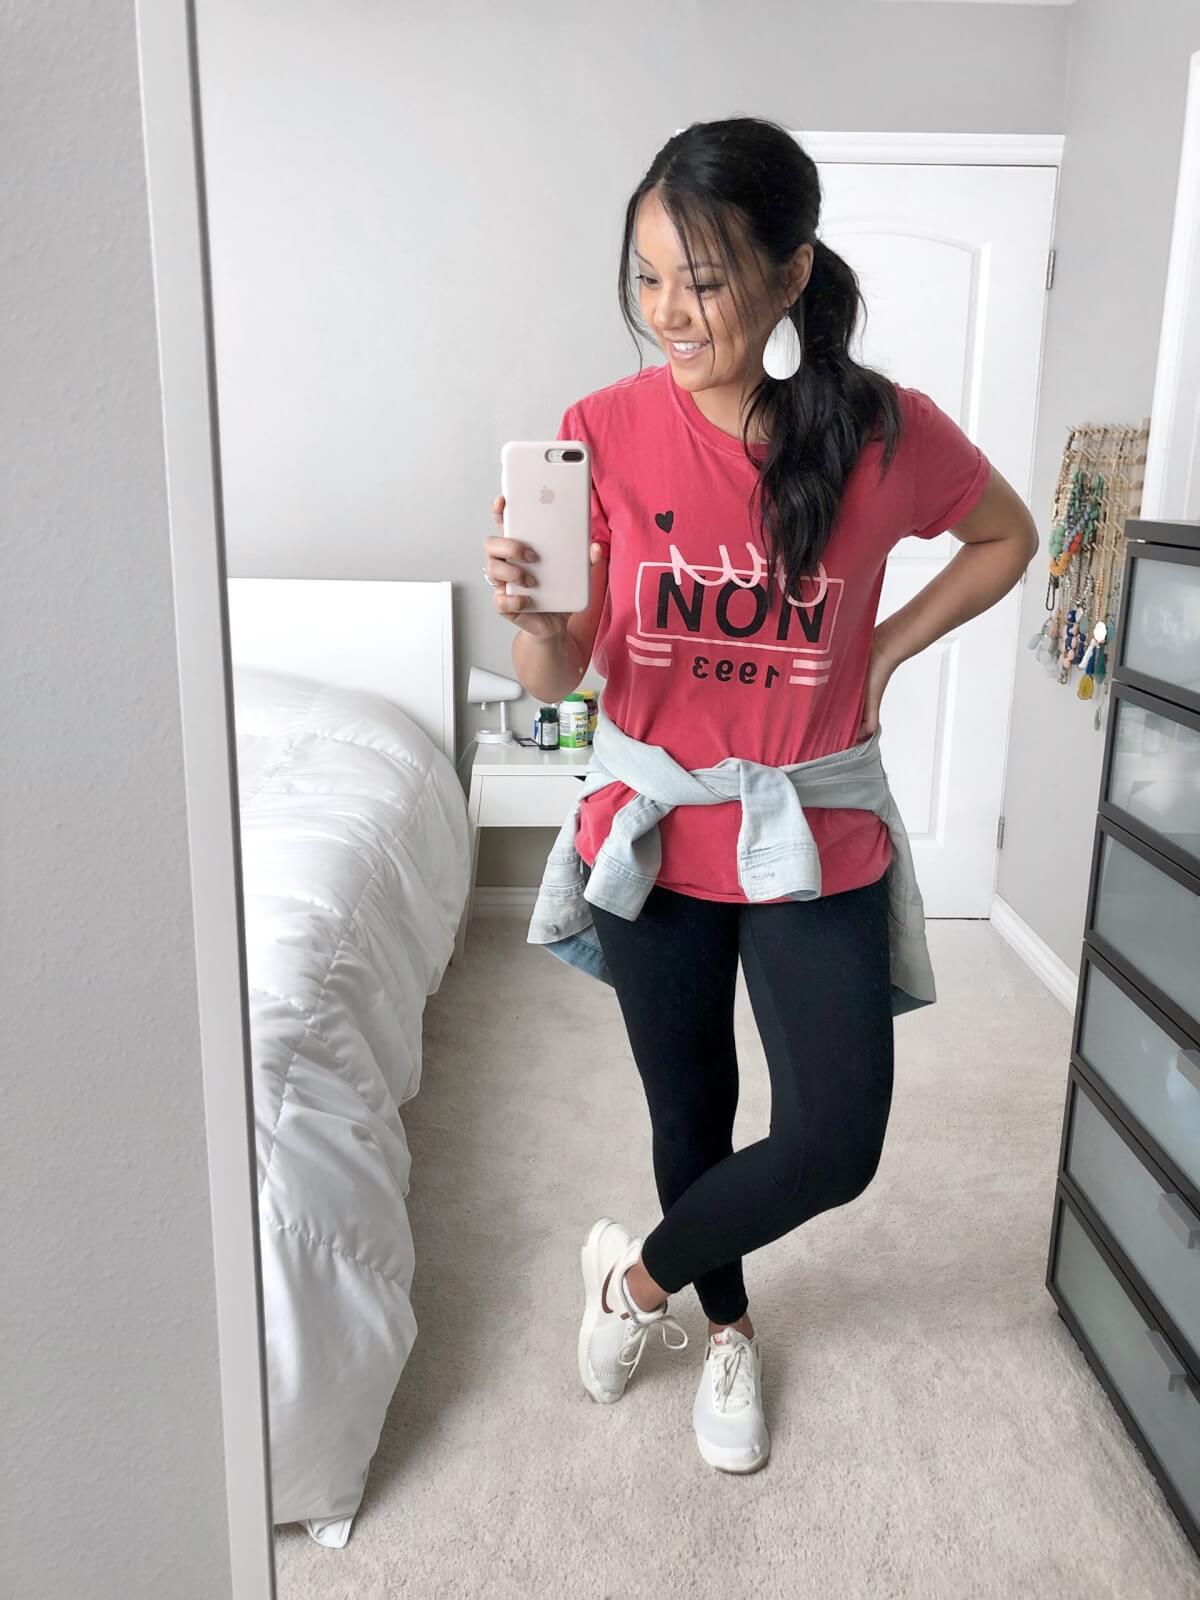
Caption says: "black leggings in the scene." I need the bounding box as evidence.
[587,866,895,1327]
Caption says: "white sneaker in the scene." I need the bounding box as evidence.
[692,1327,770,1472]
[577,1217,688,1404]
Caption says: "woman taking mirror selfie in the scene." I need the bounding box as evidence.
[482,116,1038,1473]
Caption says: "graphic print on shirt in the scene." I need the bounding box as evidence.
[625,517,844,691]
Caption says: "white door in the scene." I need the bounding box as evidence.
[815,157,1058,916]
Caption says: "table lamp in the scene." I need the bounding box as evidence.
[467,665,522,744]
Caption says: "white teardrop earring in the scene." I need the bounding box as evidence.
[762,304,802,381]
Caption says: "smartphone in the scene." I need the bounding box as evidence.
[499,440,592,614]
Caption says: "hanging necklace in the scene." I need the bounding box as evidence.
[1031,463,1107,683]
[1049,465,1101,577]
[1028,419,1147,729]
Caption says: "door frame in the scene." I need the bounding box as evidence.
[134,2,276,1595]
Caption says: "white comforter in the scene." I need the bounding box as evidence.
[232,667,470,1543]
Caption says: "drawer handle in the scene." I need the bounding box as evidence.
[1158,1190,1200,1249]
[1145,1328,1191,1392]
[1175,1047,1200,1094]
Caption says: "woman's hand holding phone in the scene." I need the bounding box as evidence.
[484,493,603,640]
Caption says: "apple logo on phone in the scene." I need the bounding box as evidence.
[539,486,555,504]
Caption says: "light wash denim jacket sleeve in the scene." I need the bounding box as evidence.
[526,704,937,1018]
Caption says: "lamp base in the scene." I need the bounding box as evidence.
[476,728,515,744]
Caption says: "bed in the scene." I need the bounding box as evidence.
[226,578,471,1549]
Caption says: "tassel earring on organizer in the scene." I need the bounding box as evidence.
[762,301,803,381]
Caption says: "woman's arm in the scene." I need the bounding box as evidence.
[510,541,609,702]
[856,464,1039,739]
[876,463,1039,668]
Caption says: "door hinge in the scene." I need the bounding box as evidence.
[1046,247,1056,290]
[997,815,1006,850]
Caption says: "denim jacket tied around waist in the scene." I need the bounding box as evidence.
[525,704,937,1018]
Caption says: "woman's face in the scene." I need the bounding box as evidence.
[633,189,811,397]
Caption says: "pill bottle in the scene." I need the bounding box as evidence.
[580,688,598,743]
[534,705,559,749]
[558,693,589,749]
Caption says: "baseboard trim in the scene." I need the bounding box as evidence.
[989,892,1079,1012]
[473,886,539,913]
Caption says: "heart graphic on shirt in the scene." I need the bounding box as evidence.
[655,510,674,533]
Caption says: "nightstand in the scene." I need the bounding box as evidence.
[452,739,594,964]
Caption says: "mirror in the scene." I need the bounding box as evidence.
[152,2,1200,1591]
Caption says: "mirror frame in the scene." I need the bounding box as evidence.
[134,1,276,1593]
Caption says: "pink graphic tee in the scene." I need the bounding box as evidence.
[556,364,991,902]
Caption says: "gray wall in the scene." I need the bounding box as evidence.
[997,0,1200,968]
[1,4,232,1595]
[197,0,1068,890]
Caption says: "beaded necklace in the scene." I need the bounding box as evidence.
[1029,421,1144,731]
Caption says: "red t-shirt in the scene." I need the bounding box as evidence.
[558,364,991,902]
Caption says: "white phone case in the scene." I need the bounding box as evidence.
[500,440,591,613]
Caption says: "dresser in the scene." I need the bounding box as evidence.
[1046,516,1200,1557]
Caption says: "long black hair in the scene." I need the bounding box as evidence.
[617,116,903,601]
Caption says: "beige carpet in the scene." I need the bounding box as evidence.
[275,912,1200,1600]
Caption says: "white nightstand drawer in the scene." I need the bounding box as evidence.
[477,773,585,827]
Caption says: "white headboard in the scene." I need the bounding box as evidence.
[225,578,456,763]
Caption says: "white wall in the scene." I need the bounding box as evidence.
[195,0,1069,887]
[0,3,233,1595]
[200,0,1200,961]
[997,0,1200,969]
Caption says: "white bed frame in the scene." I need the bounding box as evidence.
[226,578,457,764]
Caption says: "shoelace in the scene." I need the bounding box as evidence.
[711,1337,756,1411]
[615,1310,689,1375]
[620,1318,684,1382]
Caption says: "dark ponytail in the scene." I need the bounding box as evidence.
[616,116,903,603]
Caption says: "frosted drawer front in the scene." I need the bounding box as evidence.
[1053,1202,1200,1529]
[1066,1081,1200,1349]
[1107,698,1200,873]
[1079,963,1200,1190]
[1123,555,1200,700]
[1092,833,1200,1030]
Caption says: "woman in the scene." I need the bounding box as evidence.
[482,116,1038,1474]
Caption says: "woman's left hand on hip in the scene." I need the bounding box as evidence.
[854,640,895,742]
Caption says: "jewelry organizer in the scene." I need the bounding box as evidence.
[1030,416,1150,726]
[1046,516,1200,1558]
